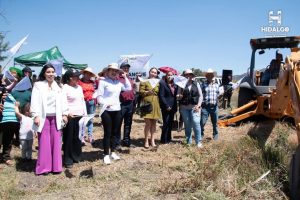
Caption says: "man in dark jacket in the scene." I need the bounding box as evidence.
[117,62,135,148]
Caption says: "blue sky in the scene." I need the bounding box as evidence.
[0,0,299,76]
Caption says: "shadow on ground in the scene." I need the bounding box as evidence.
[15,157,36,172]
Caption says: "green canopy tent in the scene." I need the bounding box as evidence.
[14,46,87,70]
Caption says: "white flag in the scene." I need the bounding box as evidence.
[218,86,224,95]
[9,35,29,56]
[78,115,94,140]
[12,76,32,91]
[4,70,16,82]
[98,103,108,117]
[174,75,188,88]
[232,77,244,90]
[48,59,63,76]
[118,54,152,79]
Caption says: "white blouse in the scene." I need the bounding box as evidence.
[97,76,131,111]
[46,89,57,116]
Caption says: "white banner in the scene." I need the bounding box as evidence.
[118,54,152,79]
[9,35,29,56]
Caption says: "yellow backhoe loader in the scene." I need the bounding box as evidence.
[217,36,300,199]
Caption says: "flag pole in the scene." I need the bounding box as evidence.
[2,55,15,71]
[2,34,29,72]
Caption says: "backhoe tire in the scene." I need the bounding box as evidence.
[237,88,256,108]
[290,146,300,200]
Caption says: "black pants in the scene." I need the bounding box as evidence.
[226,92,232,107]
[62,116,82,166]
[101,110,121,155]
[134,93,142,112]
[0,122,20,161]
[117,101,134,146]
[161,109,175,144]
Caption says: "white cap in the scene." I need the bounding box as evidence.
[184,69,194,75]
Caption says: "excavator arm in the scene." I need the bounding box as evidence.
[288,57,300,144]
[286,50,300,200]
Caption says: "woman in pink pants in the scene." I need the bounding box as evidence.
[30,64,68,175]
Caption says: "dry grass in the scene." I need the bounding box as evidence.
[0,110,296,199]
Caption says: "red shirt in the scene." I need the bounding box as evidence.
[78,80,95,101]
[118,75,135,102]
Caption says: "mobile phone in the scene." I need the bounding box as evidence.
[0,86,7,103]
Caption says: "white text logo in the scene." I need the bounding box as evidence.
[261,10,290,37]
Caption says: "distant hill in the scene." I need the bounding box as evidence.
[233,73,247,81]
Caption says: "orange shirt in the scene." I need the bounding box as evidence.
[78,80,95,101]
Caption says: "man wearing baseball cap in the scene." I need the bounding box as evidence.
[116,62,135,148]
[22,66,34,77]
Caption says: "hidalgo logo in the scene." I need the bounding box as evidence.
[269,10,282,26]
[261,10,290,36]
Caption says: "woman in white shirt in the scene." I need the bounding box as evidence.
[62,70,87,168]
[31,64,68,175]
[96,63,131,164]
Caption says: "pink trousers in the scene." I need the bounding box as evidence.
[35,116,62,175]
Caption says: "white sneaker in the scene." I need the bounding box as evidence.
[197,143,203,148]
[103,155,111,164]
[110,152,120,160]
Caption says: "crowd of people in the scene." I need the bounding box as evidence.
[0,63,221,175]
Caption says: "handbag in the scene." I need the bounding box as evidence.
[139,100,153,117]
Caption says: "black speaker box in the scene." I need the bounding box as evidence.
[222,70,233,85]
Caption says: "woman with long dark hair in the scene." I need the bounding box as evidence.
[62,69,87,168]
[158,71,178,144]
[31,64,68,175]
[139,67,161,148]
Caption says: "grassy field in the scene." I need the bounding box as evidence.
[0,114,297,200]
[0,92,298,199]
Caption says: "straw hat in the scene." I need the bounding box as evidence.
[107,63,122,71]
[81,67,96,77]
[205,68,215,77]
[206,68,214,73]
[98,67,108,77]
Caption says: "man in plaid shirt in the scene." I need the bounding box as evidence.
[200,68,220,140]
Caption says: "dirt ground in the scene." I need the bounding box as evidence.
[0,110,256,200]
[1,86,296,200]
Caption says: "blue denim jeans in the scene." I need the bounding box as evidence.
[200,105,218,139]
[86,100,95,138]
[180,107,201,144]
